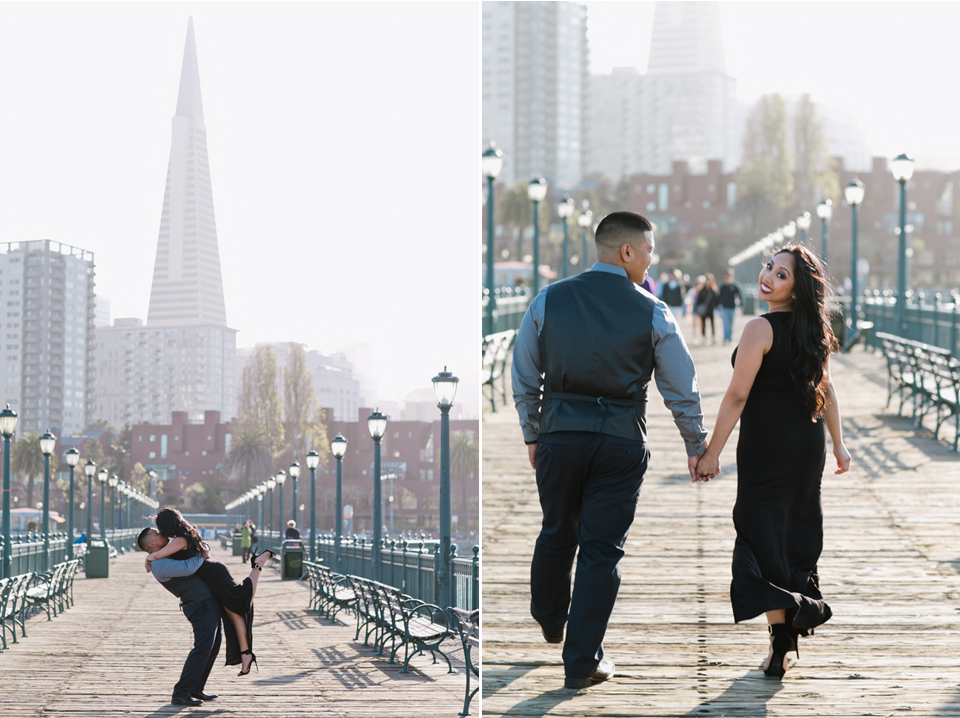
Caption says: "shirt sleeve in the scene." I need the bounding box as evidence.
[651,302,708,456]
[511,289,547,444]
[150,554,204,582]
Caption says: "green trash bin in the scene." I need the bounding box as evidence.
[85,538,110,578]
[280,539,303,580]
[232,533,244,557]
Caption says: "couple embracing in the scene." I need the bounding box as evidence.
[512,211,852,688]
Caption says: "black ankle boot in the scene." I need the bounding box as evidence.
[763,623,797,678]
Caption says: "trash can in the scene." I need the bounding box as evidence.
[232,533,244,556]
[742,289,757,316]
[85,538,110,578]
[280,539,304,580]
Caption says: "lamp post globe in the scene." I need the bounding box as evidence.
[432,368,459,609]
[528,176,548,295]
[367,409,387,581]
[782,222,797,241]
[891,153,914,332]
[796,211,812,243]
[328,435,347,569]
[483,142,504,334]
[0,404,16,579]
[39,431,56,571]
[844,179,866,334]
[64,448,79,559]
[108,474,119,535]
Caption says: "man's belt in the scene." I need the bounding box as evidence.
[542,391,647,433]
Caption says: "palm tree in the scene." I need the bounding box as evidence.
[450,430,478,535]
[497,183,533,261]
[13,433,57,508]
[224,431,273,491]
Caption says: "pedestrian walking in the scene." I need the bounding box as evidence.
[718,268,744,344]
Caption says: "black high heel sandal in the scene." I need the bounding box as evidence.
[763,623,798,678]
[238,649,258,676]
[250,547,277,569]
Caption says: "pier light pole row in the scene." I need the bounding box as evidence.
[817,199,833,266]
[796,211,811,245]
[275,470,286,537]
[558,196,574,279]
[97,469,108,537]
[305,451,321,562]
[83,460,96,543]
[578,202,593,274]
[288,462,300,526]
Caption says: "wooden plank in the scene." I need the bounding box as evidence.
[0,545,466,716]
[482,324,960,717]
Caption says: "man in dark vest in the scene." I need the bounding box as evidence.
[138,527,221,706]
[512,211,709,689]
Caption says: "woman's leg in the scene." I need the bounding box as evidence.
[763,609,788,672]
[226,607,255,673]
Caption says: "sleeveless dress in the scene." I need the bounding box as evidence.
[170,545,255,665]
[730,311,832,631]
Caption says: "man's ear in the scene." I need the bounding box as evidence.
[620,243,632,263]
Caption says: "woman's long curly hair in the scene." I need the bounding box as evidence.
[772,244,838,420]
[155,507,209,559]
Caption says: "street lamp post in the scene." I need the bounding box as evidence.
[558,196,574,279]
[578,203,593,273]
[528,176,548,295]
[108,475,119,538]
[796,212,812,244]
[845,179,866,333]
[0,405,16,579]
[257,488,264,535]
[305,451,320,562]
[892,153,915,333]
[39,431,56,571]
[817,199,833,266]
[266,478,276,537]
[288,463,300,525]
[367,409,387,582]
[64,448,79,560]
[782,221,797,243]
[84,460,95,542]
[275,470,286,536]
[432,367,459,609]
[483,143,504,333]
[329,435,347,570]
[97,469,108,538]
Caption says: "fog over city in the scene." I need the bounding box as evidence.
[586,1,960,170]
[0,3,479,413]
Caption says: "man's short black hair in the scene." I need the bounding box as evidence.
[137,526,154,552]
[595,211,654,251]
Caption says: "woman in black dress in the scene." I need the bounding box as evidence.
[695,245,851,677]
[145,507,273,675]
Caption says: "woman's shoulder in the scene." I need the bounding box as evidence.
[739,316,775,350]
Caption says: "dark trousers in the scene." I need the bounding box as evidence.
[173,597,222,700]
[531,432,648,679]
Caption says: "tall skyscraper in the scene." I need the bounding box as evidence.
[0,241,96,437]
[94,18,237,429]
[589,1,741,179]
[482,1,589,190]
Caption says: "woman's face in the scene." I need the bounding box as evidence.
[759,252,796,304]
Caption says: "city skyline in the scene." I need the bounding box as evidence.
[0,3,479,407]
[586,1,960,170]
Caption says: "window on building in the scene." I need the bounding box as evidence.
[161,434,167,459]
[149,451,156,459]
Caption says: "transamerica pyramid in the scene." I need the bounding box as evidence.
[147,17,228,327]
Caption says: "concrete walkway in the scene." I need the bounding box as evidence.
[482,317,960,717]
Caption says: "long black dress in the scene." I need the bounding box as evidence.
[170,546,254,666]
[730,311,832,631]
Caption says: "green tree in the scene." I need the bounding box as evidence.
[184,482,221,513]
[497,183,533,260]
[224,431,273,491]
[238,345,284,458]
[450,430,478,534]
[12,433,58,508]
[283,343,315,461]
[737,94,792,237]
[792,94,840,213]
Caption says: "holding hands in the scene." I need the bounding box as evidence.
[694,450,720,482]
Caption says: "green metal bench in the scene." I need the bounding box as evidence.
[0,572,34,650]
[448,607,480,716]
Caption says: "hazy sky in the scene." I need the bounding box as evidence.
[586,1,960,169]
[0,2,479,409]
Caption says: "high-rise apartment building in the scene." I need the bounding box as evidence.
[93,19,237,429]
[482,1,589,190]
[0,240,95,437]
[589,1,741,180]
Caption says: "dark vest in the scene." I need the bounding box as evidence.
[661,281,683,307]
[160,574,214,606]
[539,271,656,442]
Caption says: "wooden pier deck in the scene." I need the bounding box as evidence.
[0,545,465,717]
[482,321,960,717]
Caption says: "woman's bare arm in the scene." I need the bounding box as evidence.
[147,536,187,562]
[695,317,772,480]
[821,356,851,474]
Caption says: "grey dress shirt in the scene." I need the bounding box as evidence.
[150,554,204,582]
[512,262,708,456]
